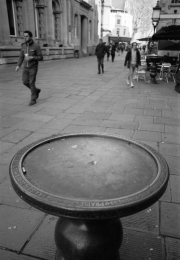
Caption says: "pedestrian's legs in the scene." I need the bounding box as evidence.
[97,58,101,74]
[29,67,38,101]
[101,58,104,73]
[130,65,136,87]
[22,68,30,89]
[107,52,109,61]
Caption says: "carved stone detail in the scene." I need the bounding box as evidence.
[14,0,23,36]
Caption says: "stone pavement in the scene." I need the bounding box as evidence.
[0,53,180,260]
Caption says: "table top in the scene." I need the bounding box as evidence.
[10,133,169,219]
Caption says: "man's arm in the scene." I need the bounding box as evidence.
[124,51,129,66]
[32,45,43,61]
[16,48,24,71]
[95,45,98,56]
[17,49,24,67]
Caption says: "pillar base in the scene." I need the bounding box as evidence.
[54,217,123,260]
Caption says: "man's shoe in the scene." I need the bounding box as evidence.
[126,79,130,85]
[28,100,36,106]
[36,89,41,99]
[130,82,134,88]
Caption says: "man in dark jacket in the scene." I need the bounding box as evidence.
[124,42,141,88]
[111,42,116,62]
[15,30,43,106]
[95,39,106,74]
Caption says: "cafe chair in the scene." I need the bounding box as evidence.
[169,65,178,83]
[158,63,171,82]
[136,66,147,82]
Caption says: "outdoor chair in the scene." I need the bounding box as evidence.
[158,63,171,82]
[169,65,178,83]
[136,65,147,82]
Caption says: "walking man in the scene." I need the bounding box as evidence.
[111,42,116,62]
[124,42,141,88]
[15,30,43,106]
[95,39,106,74]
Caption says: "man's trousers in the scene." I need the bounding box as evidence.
[22,66,39,101]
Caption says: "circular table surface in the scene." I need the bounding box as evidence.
[10,133,169,219]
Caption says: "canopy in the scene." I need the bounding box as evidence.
[152,25,180,40]
[137,37,152,41]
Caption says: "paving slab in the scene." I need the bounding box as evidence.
[0,249,39,260]
[120,228,165,260]
[164,156,180,176]
[0,205,45,251]
[170,175,180,203]
[0,179,31,209]
[122,203,159,233]
[159,143,180,157]
[133,130,162,142]
[1,129,32,143]
[162,133,180,145]
[0,141,15,155]
[160,202,180,238]
[22,215,57,260]
[138,122,165,132]
[100,119,139,130]
[165,125,180,134]
[0,164,9,183]
[165,237,180,260]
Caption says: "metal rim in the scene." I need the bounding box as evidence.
[9,132,169,219]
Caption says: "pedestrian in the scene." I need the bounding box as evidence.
[120,46,124,54]
[15,30,43,106]
[106,44,110,61]
[111,42,116,62]
[95,39,106,74]
[124,42,141,88]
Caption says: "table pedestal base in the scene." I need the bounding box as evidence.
[55,217,123,260]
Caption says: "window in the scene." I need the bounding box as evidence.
[74,15,78,38]
[171,0,180,3]
[123,29,126,35]
[117,19,120,24]
[6,0,16,36]
[117,28,120,35]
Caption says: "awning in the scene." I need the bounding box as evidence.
[137,37,152,41]
[152,25,180,40]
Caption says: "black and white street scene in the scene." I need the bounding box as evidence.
[0,0,180,259]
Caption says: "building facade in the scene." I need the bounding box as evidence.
[157,0,180,28]
[0,0,99,64]
[156,0,180,56]
[100,0,132,44]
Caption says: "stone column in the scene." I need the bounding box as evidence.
[82,17,88,53]
[63,0,68,46]
[67,0,71,45]
[14,0,23,36]
[37,5,45,39]
[54,11,61,41]
[0,0,11,45]
[46,0,54,45]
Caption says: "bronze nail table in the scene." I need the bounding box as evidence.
[9,133,169,260]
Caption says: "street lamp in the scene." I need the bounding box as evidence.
[101,0,104,38]
[152,1,161,33]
